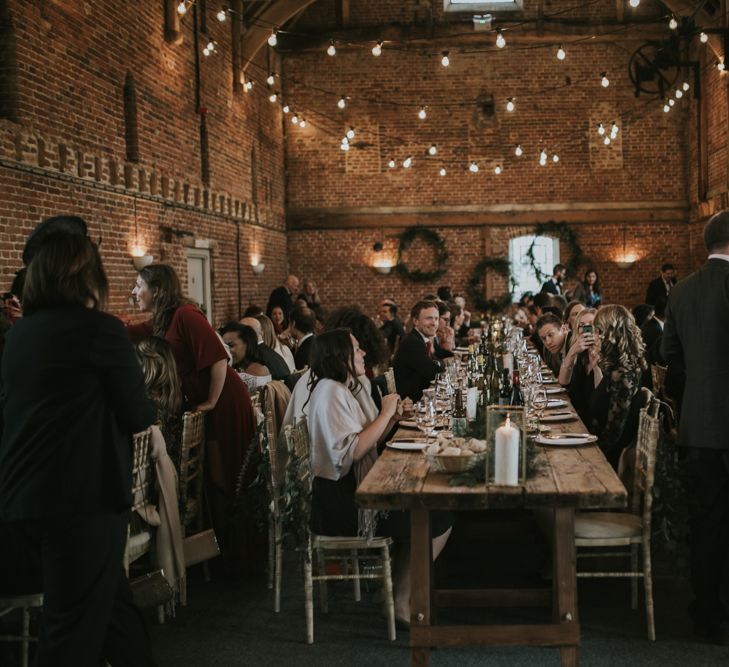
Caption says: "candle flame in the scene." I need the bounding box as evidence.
[505,415,511,429]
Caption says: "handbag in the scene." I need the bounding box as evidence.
[130,570,174,608]
[182,528,220,567]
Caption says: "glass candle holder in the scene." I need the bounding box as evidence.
[485,405,527,486]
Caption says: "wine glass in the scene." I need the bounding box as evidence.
[416,399,437,438]
[532,387,548,421]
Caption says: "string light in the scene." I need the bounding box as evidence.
[372,41,383,57]
[346,127,356,140]
[340,140,350,151]
[506,97,515,112]
[604,136,611,145]
[600,72,610,88]
[597,123,605,136]
[495,29,506,49]
[700,32,709,44]
[327,40,336,56]
[668,99,675,106]
[439,167,447,176]
[675,88,683,99]
[177,2,187,15]
[388,158,396,169]
[418,107,427,120]
[718,61,726,72]
[610,122,619,139]
[682,82,690,91]
[266,74,275,86]
[515,144,523,157]
[337,96,346,109]
[268,31,278,47]
[403,156,413,168]
[494,164,502,175]
[268,92,277,103]
[243,80,253,92]
[203,41,216,56]
[552,153,560,163]
[282,104,290,113]
[469,161,479,173]
[216,8,226,22]
[428,144,437,156]
[539,149,548,166]
[556,45,566,61]
[299,118,306,128]
[629,0,640,7]
[663,104,670,113]
[669,16,678,30]
[441,51,450,67]
[291,113,299,124]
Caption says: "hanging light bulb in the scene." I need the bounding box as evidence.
[600,72,610,88]
[669,16,678,30]
[552,153,560,163]
[682,81,690,91]
[291,114,299,124]
[700,32,709,44]
[299,118,306,128]
[266,73,275,86]
[243,80,253,92]
[388,158,396,169]
[268,31,278,47]
[675,88,683,99]
[515,144,523,157]
[441,51,450,67]
[604,136,611,145]
[506,97,515,112]
[439,167,447,176]
[327,40,336,57]
[282,104,290,114]
[494,164,502,175]
[177,2,187,15]
[217,9,227,22]
[663,104,670,113]
[469,161,479,173]
[495,29,506,49]
[539,149,548,165]
[668,98,675,106]
[337,96,346,109]
[428,144,437,156]
[403,156,413,168]
[629,0,640,7]
[340,141,350,151]
[268,92,277,103]
[203,46,211,56]
[418,107,427,120]
[610,122,619,138]
[372,41,383,57]
[719,61,727,72]
[597,123,606,136]
[346,127,355,140]
[556,45,566,61]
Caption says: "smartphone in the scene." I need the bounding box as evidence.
[582,324,593,334]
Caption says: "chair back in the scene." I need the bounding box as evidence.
[250,390,263,423]
[650,364,667,399]
[178,412,205,529]
[131,428,154,513]
[384,367,397,395]
[283,418,312,496]
[631,389,661,526]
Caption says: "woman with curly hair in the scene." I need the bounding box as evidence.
[589,304,647,469]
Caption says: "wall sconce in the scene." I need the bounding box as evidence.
[251,256,265,274]
[615,226,636,269]
[131,248,154,271]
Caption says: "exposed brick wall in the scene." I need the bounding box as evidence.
[0,0,288,326]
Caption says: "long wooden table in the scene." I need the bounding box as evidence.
[356,398,627,666]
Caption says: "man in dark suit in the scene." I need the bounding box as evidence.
[291,307,316,370]
[393,300,442,401]
[640,294,666,369]
[266,274,299,318]
[662,211,729,645]
[378,301,404,355]
[645,262,677,306]
[540,263,566,295]
[238,317,290,380]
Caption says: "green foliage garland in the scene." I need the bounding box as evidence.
[525,221,589,283]
[394,226,449,283]
[467,256,514,314]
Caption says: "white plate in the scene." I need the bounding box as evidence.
[399,420,419,429]
[545,386,566,394]
[539,412,578,422]
[387,441,429,451]
[547,398,567,408]
[542,378,559,384]
[534,433,597,446]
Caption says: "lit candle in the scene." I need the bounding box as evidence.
[494,415,519,485]
[466,386,479,421]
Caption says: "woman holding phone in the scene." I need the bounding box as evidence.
[558,308,599,422]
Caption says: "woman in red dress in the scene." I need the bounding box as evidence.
[128,264,256,566]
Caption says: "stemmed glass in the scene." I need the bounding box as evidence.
[531,387,548,421]
[416,399,437,438]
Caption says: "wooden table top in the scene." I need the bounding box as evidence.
[357,392,627,512]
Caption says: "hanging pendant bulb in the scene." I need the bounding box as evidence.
[268,92,277,103]
[668,99,675,106]
[700,32,709,44]
[552,153,560,163]
[403,156,413,169]
[669,16,678,30]
[663,104,670,113]
[388,158,396,169]
[243,80,253,92]
[177,2,187,15]
[556,45,566,61]
[515,144,523,157]
[494,164,502,175]
[428,144,437,156]
[266,74,275,86]
[217,9,226,22]
[600,72,610,88]
[441,51,450,67]
[597,123,605,136]
[327,40,337,56]
[346,127,355,140]
[372,41,383,57]
[282,104,290,114]
[495,29,506,49]
[439,167,447,176]
[291,114,299,124]
[337,96,346,109]
[469,161,479,173]
[506,97,515,112]
[682,81,690,92]
[675,89,683,99]
[268,31,278,47]
[629,0,640,7]
[299,118,306,128]
[418,107,427,120]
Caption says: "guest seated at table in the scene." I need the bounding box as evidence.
[297,279,323,320]
[325,306,389,378]
[221,323,272,393]
[243,304,263,317]
[631,303,654,329]
[256,313,296,373]
[271,305,288,336]
[306,329,451,625]
[239,316,291,382]
[589,305,646,470]
[453,295,472,337]
[563,300,585,332]
[536,313,569,376]
[435,301,455,356]
[136,336,185,473]
[449,303,469,347]
[378,300,405,356]
[558,308,598,423]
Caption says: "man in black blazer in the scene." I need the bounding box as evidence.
[238,317,290,380]
[266,274,299,317]
[540,263,566,295]
[291,307,316,370]
[640,294,666,370]
[645,262,677,306]
[662,211,729,645]
[378,301,404,355]
[393,300,442,402]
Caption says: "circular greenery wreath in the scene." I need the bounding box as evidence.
[394,226,448,283]
[467,256,514,313]
[525,220,590,283]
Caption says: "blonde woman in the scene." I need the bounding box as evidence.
[590,304,647,469]
[256,313,296,372]
[558,308,598,422]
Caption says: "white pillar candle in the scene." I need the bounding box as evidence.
[494,416,520,485]
[502,352,514,375]
[466,386,479,421]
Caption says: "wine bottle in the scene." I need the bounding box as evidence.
[452,384,467,437]
[499,368,511,403]
[510,370,524,406]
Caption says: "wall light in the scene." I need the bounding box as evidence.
[615,226,636,269]
[131,250,154,271]
[251,256,265,274]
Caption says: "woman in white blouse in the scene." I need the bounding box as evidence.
[306,329,451,625]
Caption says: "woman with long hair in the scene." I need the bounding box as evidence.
[0,224,156,665]
[297,279,323,318]
[128,264,256,567]
[221,323,272,393]
[589,304,647,468]
[256,312,296,372]
[571,268,602,307]
[558,308,598,422]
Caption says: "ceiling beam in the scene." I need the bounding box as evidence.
[661,0,725,59]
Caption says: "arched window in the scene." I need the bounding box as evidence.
[509,234,560,298]
[123,71,139,163]
[0,1,19,122]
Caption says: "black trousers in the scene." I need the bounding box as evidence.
[1,512,155,667]
[684,448,729,630]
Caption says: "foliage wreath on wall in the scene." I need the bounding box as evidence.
[467,256,513,313]
[525,221,589,283]
[394,226,449,283]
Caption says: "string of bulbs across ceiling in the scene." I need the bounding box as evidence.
[175,0,726,176]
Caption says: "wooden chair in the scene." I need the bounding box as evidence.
[0,593,43,667]
[384,367,397,396]
[283,420,396,644]
[178,412,206,533]
[574,388,661,640]
[124,428,155,572]
[650,364,667,400]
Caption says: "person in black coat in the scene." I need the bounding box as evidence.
[393,301,442,402]
[0,225,157,665]
[291,306,316,370]
[645,263,677,306]
[540,263,567,295]
[662,212,729,645]
[266,274,299,318]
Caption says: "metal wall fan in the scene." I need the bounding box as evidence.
[628,41,681,97]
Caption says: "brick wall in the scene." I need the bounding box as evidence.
[0,0,288,325]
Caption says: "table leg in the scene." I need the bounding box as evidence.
[411,508,433,667]
[553,507,579,667]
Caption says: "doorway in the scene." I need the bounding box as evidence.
[186,248,213,324]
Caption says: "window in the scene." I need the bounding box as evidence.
[509,235,559,298]
[444,0,523,13]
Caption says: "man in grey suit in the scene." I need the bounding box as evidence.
[662,210,729,645]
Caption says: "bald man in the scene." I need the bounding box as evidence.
[239,316,290,381]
